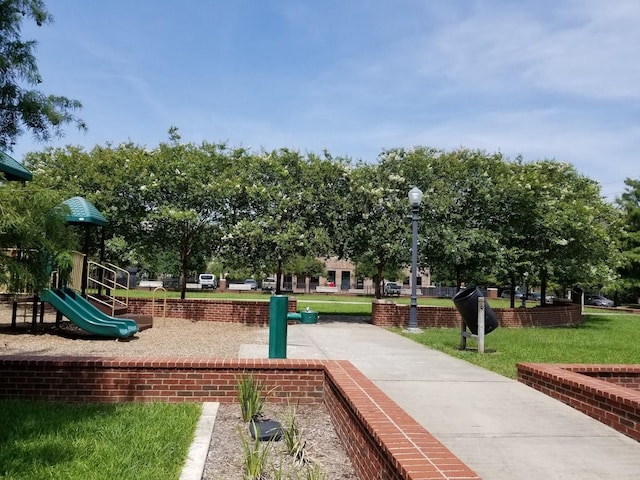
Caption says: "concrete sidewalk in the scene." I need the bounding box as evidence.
[239,319,640,480]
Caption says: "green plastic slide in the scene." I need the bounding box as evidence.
[40,289,136,339]
[62,288,138,335]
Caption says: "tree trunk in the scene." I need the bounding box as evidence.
[375,263,384,299]
[510,275,516,308]
[455,265,463,291]
[180,252,188,300]
[540,268,548,307]
[275,257,283,295]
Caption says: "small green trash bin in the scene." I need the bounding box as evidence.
[300,310,319,324]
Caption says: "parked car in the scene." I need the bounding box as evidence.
[384,282,402,296]
[528,292,553,303]
[244,279,258,290]
[500,289,523,299]
[585,295,614,307]
[261,278,277,291]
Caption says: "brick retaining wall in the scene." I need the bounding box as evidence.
[124,297,581,329]
[125,297,297,325]
[372,300,582,328]
[0,356,480,480]
[518,363,640,442]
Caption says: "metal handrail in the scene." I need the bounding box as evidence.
[104,262,131,306]
[152,287,167,327]
[86,260,129,317]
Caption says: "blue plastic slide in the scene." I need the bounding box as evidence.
[40,289,137,339]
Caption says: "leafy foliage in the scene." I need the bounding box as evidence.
[507,161,621,300]
[282,401,306,464]
[615,178,640,302]
[220,149,350,294]
[0,0,85,151]
[337,157,413,298]
[238,422,272,480]
[0,181,76,292]
[18,138,625,300]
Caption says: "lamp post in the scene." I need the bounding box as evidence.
[521,272,528,308]
[407,186,423,332]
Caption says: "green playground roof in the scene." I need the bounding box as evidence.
[0,151,33,182]
[62,196,108,226]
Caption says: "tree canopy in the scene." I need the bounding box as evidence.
[337,155,415,298]
[219,148,350,294]
[15,138,624,301]
[615,178,640,302]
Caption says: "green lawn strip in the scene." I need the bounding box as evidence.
[0,400,201,480]
[394,313,640,379]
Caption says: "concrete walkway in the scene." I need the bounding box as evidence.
[239,318,640,480]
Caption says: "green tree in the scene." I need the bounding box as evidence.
[353,256,405,286]
[24,133,231,298]
[25,143,150,268]
[0,0,85,151]
[138,130,230,299]
[405,148,509,290]
[0,181,77,292]
[338,158,412,299]
[220,149,347,295]
[512,161,620,302]
[615,178,640,303]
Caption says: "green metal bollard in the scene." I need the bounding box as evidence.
[269,295,288,359]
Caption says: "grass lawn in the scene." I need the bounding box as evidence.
[0,400,201,480]
[396,312,640,379]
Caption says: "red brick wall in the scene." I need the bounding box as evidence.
[124,297,581,329]
[0,356,480,480]
[518,363,640,442]
[0,356,323,403]
[372,300,582,328]
[125,297,297,325]
[324,360,480,480]
[586,372,640,391]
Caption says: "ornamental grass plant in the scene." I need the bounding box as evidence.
[238,422,272,480]
[236,373,273,422]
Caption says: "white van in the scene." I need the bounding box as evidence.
[262,278,277,291]
[198,273,217,289]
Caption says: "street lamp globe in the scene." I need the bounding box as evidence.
[408,187,423,208]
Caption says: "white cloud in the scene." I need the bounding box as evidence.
[423,0,640,100]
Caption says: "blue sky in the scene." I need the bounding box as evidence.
[14,0,640,201]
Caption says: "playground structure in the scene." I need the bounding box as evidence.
[9,259,152,339]
[2,193,155,339]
